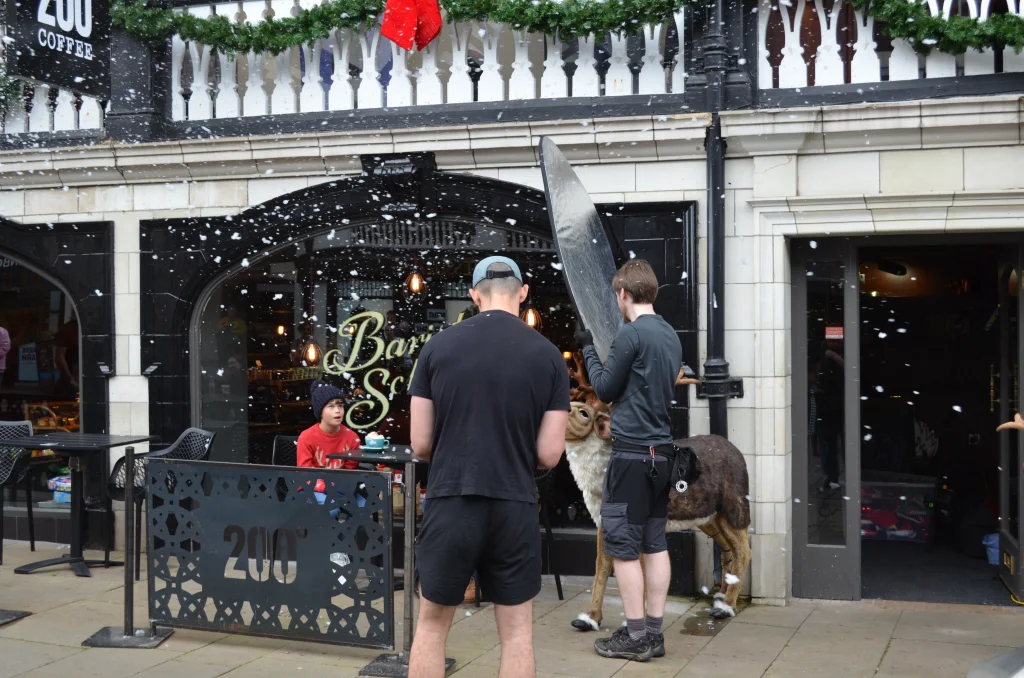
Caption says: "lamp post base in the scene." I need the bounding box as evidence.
[82,626,174,649]
[360,653,456,677]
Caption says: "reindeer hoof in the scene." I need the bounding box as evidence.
[572,613,601,632]
[709,599,736,619]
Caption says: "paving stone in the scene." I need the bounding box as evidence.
[732,603,816,628]
[800,604,901,639]
[175,634,291,667]
[0,638,83,678]
[893,608,1024,647]
[218,656,361,677]
[12,648,180,678]
[763,623,890,677]
[676,653,773,677]
[700,621,795,663]
[875,639,1011,678]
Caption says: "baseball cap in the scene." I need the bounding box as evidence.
[472,256,523,288]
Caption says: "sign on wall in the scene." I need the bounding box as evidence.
[5,0,110,98]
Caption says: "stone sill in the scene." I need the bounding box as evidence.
[723,95,1024,156]
[0,113,712,190]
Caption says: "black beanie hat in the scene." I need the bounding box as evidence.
[310,380,345,422]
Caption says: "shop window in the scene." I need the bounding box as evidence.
[0,254,81,507]
[194,220,597,527]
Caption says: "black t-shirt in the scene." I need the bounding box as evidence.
[410,310,571,504]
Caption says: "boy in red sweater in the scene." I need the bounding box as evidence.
[298,381,362,470]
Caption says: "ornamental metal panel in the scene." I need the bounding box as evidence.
[146,459,394,649]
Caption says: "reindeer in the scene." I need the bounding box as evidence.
[564,353,751,626]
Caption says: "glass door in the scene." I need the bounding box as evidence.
[998,248,1023,600]
[792,239,861,599]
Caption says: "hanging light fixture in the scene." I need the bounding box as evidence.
[406,271,425,294]
[302,253,322,366]
[562,351,573,360]
[276,325,286,336]
[304,340,322,364]
[521,306,542,331]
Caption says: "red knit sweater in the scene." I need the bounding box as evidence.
[296,424,361,470]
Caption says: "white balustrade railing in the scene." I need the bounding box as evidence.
[168,0,691,121]
[759,0,1024,89]
[0,21,105,135]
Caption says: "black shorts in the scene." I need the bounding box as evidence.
[416,496,541,607]
[601,451,672,560]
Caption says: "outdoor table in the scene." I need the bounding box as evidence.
[328,446,422,654]
[2,433,156,577]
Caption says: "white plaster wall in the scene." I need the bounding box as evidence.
[726,95,1024,602]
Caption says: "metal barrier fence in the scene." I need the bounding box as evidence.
[145,458,394,648]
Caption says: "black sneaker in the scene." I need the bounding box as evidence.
[650,632,665,658]
[594,626,654,662]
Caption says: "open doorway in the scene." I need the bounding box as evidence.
[857,245,1008,605]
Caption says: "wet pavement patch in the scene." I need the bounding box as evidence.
[679,612,732,637]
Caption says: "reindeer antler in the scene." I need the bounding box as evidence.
[998,412,1024,432]
[568,351,609,412]
[676,366,700,386]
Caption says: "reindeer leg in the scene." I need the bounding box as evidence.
[707,516,743,619]
[573,527,611,631]
[719,523,750,618]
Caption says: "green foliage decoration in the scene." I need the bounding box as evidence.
[110,0,692,56]
[849,0,1024,55]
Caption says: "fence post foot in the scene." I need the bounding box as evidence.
[359,653,456,677]
[82,625,173,649]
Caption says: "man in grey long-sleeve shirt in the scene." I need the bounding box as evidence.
[575,259,682,663]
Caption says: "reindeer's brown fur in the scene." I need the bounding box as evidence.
[566,352,751,628]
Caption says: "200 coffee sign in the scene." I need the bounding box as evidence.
[36,0,96,60]
[5,0,110,98]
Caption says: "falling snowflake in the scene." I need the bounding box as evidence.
[725,574,739,585]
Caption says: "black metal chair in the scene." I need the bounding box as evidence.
[271,435,299,466]
[0,421,35,566]
[106,427,216,579]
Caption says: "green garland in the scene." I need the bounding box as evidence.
[111,0,690,56]
[851,0,1024,54]
[112,0,1024,60]
[0,66,23,117]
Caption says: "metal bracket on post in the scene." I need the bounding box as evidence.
[696,377,745,400]
[696,359,745,400]
[82,446,173,649]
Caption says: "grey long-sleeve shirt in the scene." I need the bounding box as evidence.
[582,314,682,446]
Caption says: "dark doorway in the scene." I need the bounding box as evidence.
[858,244,1009,605]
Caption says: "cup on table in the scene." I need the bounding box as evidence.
[364,432,390,449]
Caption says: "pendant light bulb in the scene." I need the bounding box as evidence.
[521,306,542,330]
[304,341,322,364]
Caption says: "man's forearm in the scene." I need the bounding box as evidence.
[583,345,628,403]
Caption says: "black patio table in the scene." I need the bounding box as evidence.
[2,433,156,577]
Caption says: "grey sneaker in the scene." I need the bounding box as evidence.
[594,626,654,662]
[650,632,665,658]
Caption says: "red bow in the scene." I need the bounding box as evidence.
[381,0,442,51]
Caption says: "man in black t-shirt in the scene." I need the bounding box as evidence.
[408,256,570,678]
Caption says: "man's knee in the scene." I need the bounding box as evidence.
[494,602,534,641]
[417,596,456,629]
